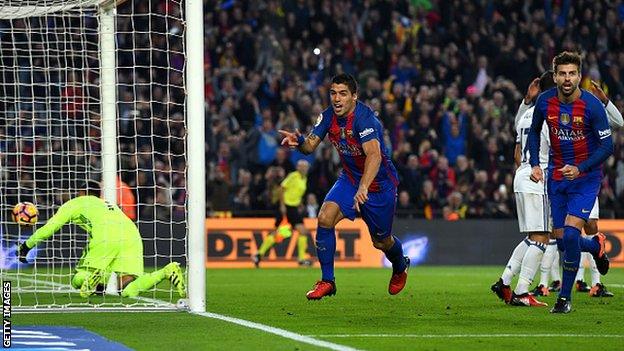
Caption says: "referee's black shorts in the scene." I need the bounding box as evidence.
[274,205,304,227]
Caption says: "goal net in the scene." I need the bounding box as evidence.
[0,0,204,311]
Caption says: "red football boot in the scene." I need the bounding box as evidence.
[306,280,336,300]
[491,278,512,304]
[510,292,548,307]
[389,256,410,295]
[592,233,610,275]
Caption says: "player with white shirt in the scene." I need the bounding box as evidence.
[491,71,554,307]
[532,80,620,298]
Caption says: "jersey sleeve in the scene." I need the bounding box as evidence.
[578,98,614,173]
[527,95,545,167]
[25,198,79,249]
[311,108,332,140]
[606,100,623,128]
[514,100,532,130]
[355,107,381,143]
[541,120,550,147]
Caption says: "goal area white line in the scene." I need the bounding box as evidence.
[10,274,360,351]
[308,334,624,338]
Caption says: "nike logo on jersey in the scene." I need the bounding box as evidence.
[581,209,590,213]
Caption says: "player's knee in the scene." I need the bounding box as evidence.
[317,211,335,228]
[372,236,393,251]
[71,270,90,289]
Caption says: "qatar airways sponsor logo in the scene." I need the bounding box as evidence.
[549,127,586,141]
[331,140,364,156]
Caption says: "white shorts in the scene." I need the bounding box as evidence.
[515,192,551,233]
[589,197,599,219]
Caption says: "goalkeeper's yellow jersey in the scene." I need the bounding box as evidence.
[26,195,134,248]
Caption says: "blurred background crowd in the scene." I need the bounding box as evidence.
[2,0,624,222]
[206,0,624,220]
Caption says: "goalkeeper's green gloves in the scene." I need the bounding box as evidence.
[17,242,32,263]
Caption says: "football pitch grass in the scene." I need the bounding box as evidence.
[12,266,624,350]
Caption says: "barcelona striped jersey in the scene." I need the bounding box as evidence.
[528,87,613,181]
[312,101,399,192]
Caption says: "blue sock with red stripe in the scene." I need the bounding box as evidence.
[560,225,581,300]
[315,227,336,281]
[384,236,407,274]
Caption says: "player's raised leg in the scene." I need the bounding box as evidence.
[584,217,614,297]
[361,188,408,295]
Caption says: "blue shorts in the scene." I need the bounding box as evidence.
[324,177,397,239]
[548,174,601,229]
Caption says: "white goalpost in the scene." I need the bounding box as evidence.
[0,0,205,312]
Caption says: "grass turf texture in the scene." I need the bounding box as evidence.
[12,266,624,350]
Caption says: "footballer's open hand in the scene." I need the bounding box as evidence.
[278,129,302,149]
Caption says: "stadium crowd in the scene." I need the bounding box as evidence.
[3,0,624,222]
[205,0,624,220]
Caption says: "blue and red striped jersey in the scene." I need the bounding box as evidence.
[312,101,399,192]
[528,87,613,181]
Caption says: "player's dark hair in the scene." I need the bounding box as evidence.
[78,180,101,197]
[539,70,555,91]
[331,73,358,94]
[552,51,582,73]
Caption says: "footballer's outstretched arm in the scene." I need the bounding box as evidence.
[279,129,321,155]
[18,200,78,262]
[298,133,322,154]
[25,200,77,249]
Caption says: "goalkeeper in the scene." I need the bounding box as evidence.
[16,181,186,299]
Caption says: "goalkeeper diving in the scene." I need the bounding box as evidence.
[16,181,186,299]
